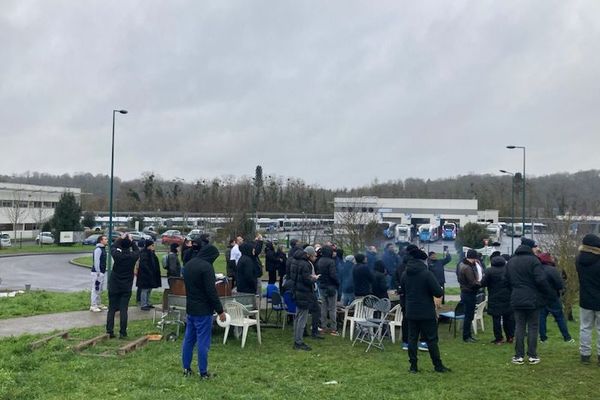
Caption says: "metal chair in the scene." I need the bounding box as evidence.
[352,296,392,352]
[266,291,285,326]
[282,291,297,330]
[342,297,374,340]
[439,302,465,338]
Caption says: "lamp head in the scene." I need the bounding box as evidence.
[118,110,128,114]
[506,145,516,149]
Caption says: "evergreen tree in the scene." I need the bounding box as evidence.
[82,211,96,229]
[455,222,489,252]
[51,193,82,243]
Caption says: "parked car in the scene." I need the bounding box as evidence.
[128,231,153,242]
[142,227,158,240]
[82,234,101,245]
[161,230,185,246]
[36,232,55,245]
[0,233,11,248]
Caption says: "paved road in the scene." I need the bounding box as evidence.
[0,253,168,292]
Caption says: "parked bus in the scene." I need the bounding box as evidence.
[486,223,503,242]
[441,223,457,240]
[394,224,413,243]
[418,224,439,242]
[506,223,523,237]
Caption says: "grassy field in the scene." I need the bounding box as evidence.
[0,310,595,400]
[0,243,90,255]
[0,290,163,320]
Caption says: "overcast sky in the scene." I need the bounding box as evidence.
[1,0,599,188]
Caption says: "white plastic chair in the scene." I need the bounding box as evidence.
[223,301,262,348]
[472,300,487,334]
[387,304,403,344]
[342,297,375,340]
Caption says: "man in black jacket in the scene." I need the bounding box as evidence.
[291,246,320,350]
[481,256,514,344]
[106,234,139,339]
[182,244,226,379]
[399,246,449,373]
[353,253,373,297]
[317,246,339,334]
[457,249,481,343]
[538,252,572,343]
[576,234,600,364]
[236,243,261,295]
[506,239,552,365]
[428,250,451,304]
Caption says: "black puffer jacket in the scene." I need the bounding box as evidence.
[183,245,223,316]
[109,242,140,293]
[399,257,443,320]
[317,246,339,295]
[236,243,260,294]
[481,257,512,316]
[290,250,317,309]
[576,239,600,311]
[540,263,562,306]
[265,242,279,273]
[505,245,552,310]
[136,248,162,289]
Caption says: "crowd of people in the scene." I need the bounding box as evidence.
[88,229,600,378]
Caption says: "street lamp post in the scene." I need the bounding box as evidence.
[507,145,526,237]
[500,170,516,255]
[107,109,128,280]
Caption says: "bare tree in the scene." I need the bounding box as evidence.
[3,189,28,240]
[29,194,53,237]
[334,201,379,253]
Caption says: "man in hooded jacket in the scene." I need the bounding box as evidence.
[399,246,449,373]
[236,242,261,295]
[182,244,226,379]
[576,234,600,364]
[290,246,320,350]
[317,246,339,334]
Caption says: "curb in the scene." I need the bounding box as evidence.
[0,252,89,258]
[69,259,91,269]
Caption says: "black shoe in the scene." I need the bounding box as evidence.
[463,337,477,343]
[107,332,116,339]
[148,305,155,309]
[434,365,451,373]
[491,338,505,345]
[581,355,591,364]
[183,369,194,377]
[200,372,216,380]
[294,343,312,351]
[310,334,325,340]
[141,306,151,311]
[119,334,128,339]
[409,366,419,374]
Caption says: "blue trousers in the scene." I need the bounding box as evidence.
[182,314,213,374]
[540,299,572,341]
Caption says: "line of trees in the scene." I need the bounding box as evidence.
[3,169,600,217]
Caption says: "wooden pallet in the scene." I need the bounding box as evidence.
[30,331,70,350]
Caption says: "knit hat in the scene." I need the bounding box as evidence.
[491,256,506,267]
[582,233,600,248]
[408,246,428,260]
[144,239,154,248]
[354,253,366,264]
[304,246,317,257]
[406,244,419,254]
[521,237,537,248]
[466,249,478,259]
[121,237,132,249]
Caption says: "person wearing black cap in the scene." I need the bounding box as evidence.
[166,243,182,278]
[182,244,226,379]
[576,233,600,364]
[457,249,482,343]
[505,238,552,365]
[481,256,514,344]
[399,246,449,373]
[137,239,161,311]
[106,234,140,339]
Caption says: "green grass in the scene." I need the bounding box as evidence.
[0,313,595,400]
[0,290,162,320]
[0,243,89,255]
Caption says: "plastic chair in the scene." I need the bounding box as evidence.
[352,297,392,352]
[282,291,297,330]
[439,302,465,338]
[223,301,262,348]
[342,297,375,340]
[387,304,403,344]
[472,300,487,334]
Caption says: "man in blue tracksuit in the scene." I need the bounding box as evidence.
[182,244,226,379]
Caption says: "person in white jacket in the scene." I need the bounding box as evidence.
[90,235,108,312]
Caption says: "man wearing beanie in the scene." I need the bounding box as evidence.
[481,256,514,344]
[457,249,481,343]
[290,246,320,350]
[576,234,600,364]
[505,238,551,365]
[106,233,140,339]
[399,246,449,373]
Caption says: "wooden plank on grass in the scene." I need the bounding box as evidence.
[30,331,69,349]
[73,333,109,352]
[117,336,148,356]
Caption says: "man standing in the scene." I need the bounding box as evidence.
[136,240,161,310]
[317,245,339,335]
[382,243,400,289]
[427,249,452,303]
[90,235,108,312]
[506,238,551,365]
[399,246,449,373]
[353,253,374,298]
[538,252,573,343]
[229,235,243,267]
[576,234,600,364]
[457,249,481,343]
[182,244,226,379]
[291,246,320,350]
[106,234,139,339]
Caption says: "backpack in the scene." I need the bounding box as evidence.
[162,254,169,269]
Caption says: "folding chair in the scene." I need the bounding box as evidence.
[352,296,391,352]
[342,297,374,340]
[439,302,465,338]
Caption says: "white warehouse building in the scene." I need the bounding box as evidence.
[0,182,81,239]
[334,197,498,228]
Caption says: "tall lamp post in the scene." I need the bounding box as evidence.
[107,109,128,280]
[500,170,516,255]
[506,145,526,237]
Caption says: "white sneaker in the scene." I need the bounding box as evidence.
[98,304,108,310]
[511,356,524,365]
[528,356,540,365]
[90,306,102,313]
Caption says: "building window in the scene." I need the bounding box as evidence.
[0,223,12,231]
[43,202,54,208]
[1,200,12,208]
[33,201,43,208]
[368,208,374,212]
[19,201,29,208]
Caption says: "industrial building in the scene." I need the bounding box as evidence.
[0,182,81,239]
